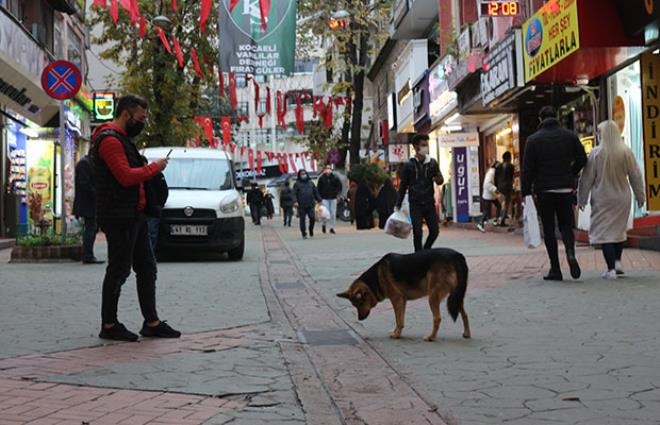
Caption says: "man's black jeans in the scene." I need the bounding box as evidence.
[410,202,439,252]
[536,192,576,271]
[81,216,98,261]
[100,214,159,325]
[298,205,315,236]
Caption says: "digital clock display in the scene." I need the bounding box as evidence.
[480,1,520,17]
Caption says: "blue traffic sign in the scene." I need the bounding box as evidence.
[41,60,82,100]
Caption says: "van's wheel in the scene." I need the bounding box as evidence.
[227,239,245,261]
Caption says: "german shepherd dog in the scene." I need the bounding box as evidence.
[337,248,470,341]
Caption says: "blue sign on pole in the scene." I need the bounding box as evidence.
[41,60,82,101]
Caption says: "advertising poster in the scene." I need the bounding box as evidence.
[522,0,580,82]
[641,52,660,211]
[26,140,55,227]
[219,0,297,75]
[453,147,469,222]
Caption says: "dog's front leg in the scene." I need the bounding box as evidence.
[390,296,406,338]
[424,292,442,341]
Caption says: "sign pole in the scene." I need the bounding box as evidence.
[59,100,67,237]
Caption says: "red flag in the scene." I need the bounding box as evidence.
[265,87,271,115]
[171,0,177,11]
[190,48,203,78]
[92,0,107,9]
[200,0,212,33]
[229,0,239,12]
[129,0,139,24]
[256,150,263,175]
[258,114,266,128]
[229,72,237,109]
[310,154,317,172]
[324,101,333,129]
[110,0,119,24]
[248,148,255,171]
[276,90,284,127]
[218,71,225,97]
[230,143,237,154]
[139,16,147,38]
[277,154,285,174]
[254,81,260,111]
[156,28,172,55]
[210,137,219,149]
[295,93,304,134]
[171,35,184,68]
[265,151,274,161]
[259,0,271,31]
[221,116,232,145]
[240,146,247,157]
[289,153,298,173]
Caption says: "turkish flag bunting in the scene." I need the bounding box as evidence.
[210,137,219,149]
[139,16,147,38]
[200,0,212,33]
[240,146,246,157]
[276,91,284,127]
[129,0,139,24]
[171,0,177,11]
[266,87,271,115]
[277,154,285,174]
[289,153,298,173]
[258,114,265,128]
[265,151,274,161]
[221,116,232,145]
[92,0,107,9]
[295,93,304,134]
[256,150,263,175]
[229,143,237,154]
[110,0,119,24]
[171,36,184,68]
[259,0,271,31]
[254,81,260,111]
[248,148,255,171]
[156,28,173,55]
[190,48,203,78]
[229,73,238,109]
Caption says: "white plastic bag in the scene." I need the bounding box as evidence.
[316,204,331,222]
[523,195,542,248]
[385,210,412,239]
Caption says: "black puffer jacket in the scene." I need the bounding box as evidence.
[521,118,587,196]
[396,156,443,207]
[293,179,321,208]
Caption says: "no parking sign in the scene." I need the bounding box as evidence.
[41,61,82,100]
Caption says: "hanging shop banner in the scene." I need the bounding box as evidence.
[437,132,479,148]
[641,52,660,211]
[388,144,408,163]
[219,0,297,76]
[522,0,580,82]
[453,147,470,222]
[480,30,524,107]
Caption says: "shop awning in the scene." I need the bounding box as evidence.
[522,0,645,84]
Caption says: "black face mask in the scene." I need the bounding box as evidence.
[126,115,145,138]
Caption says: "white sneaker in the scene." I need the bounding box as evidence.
[476,223,486,233]
[602,270,617,280]
[614,261,624,275]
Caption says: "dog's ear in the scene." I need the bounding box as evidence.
[336,291,350,299]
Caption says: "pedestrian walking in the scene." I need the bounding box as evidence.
[522,106,587,281]
[246,182,264,225]
[396,134,444,252]
[91,94,180,341]
[279,180,295,227]
[578,120,645,279]
[355,180,376,230]
[317,165,343,234]
[144,162,168,252]
[73,154,103,264]
[376,178,397,229]
[495,151,515,226]
[264,192,275,220]
[476,161,501,233]
[347,180,358,225]
[293,169,321,239]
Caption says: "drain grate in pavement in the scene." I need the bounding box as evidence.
[299,329,358,346]
[275,281,305,290]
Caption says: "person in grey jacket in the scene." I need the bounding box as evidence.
[522,106,587,281]
[293,169,322,239]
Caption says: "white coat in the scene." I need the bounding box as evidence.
[577,146,645,244]
[481,167,498,201]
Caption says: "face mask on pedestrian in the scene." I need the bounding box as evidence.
[126,113,146,137]
[300,173,309,181]
[417,146,429,156]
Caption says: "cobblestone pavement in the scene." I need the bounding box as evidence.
[1,221,660,424]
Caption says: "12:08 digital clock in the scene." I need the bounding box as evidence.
[480,1,520,17]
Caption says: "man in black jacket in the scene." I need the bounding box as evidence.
[495,151,515,226]
[317,165,342,234]
[293,169,322,239]
[73,154,103,264]
[396,134,444,252]
[246,182,264,225]
[522,106,587,281]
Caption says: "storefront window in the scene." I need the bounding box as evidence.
[559,94,595,154]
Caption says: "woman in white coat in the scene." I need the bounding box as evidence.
[578,120,645,279]
[477,161,501,233]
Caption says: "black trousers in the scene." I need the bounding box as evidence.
[100,215,159,325]
[410,203,439,252]
[536,192,576,271]
[299,205,315,236]
[282,206,293,226]
[602,242,624,270]
[81,216,98,261]
[250,203,262,224]
[479,199,501,226]
[499,190,512,224]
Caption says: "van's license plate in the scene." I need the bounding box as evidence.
[170,225,208,236]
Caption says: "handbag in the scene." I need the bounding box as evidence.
[523,195,541,248]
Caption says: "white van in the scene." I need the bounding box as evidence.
[143,147,245,260]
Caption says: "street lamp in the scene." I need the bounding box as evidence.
[152,15,172,30]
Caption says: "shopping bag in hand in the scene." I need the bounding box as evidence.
[385,210,412,239]
[316,204,331,222]
[523,195,542,248]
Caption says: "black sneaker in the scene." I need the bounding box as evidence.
[309,228,314,237]
[99,323,139,342]
[322,225,326,234]
[83,258,105,264]
[543,270,563,281]
[140,321,181,338]
[330,228,336,234]
[567,255,581,279]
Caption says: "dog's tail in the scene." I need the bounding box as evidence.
[447,253,468,322]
